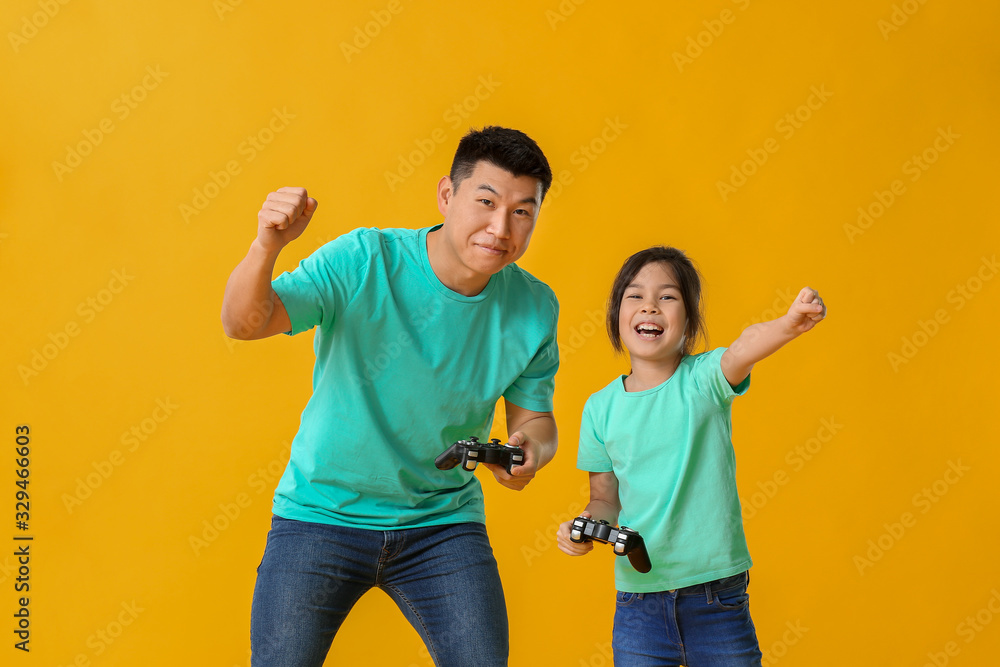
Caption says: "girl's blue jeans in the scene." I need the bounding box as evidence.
[612,571,763,666]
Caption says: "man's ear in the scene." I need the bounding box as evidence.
[437,175,454,217]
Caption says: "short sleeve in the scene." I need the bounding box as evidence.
[577,395,613,472]
[689,347,750,405]
[502,293,559,413]
[271,228,372,336]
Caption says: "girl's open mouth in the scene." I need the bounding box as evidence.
[635,323,664,339]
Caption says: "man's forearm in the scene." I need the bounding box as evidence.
[221,240,282,339]
[517,414,558,470]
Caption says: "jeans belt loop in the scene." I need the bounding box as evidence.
[705,581,713,605]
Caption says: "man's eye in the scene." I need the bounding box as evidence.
[514,208,532,216]
[480,199,493,206]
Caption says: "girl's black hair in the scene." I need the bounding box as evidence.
[606,246,708,357]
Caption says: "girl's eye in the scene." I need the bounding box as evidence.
[661,295,675,300]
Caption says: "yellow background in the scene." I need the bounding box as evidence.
[4,0,999,665]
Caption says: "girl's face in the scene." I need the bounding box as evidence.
[618,261,688,365]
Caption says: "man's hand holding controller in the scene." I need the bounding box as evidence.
[482,431,537,492]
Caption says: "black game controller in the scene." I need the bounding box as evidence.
[435,436,525,474]
[570,516,652,573]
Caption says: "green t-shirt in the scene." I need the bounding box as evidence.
[270,225,559,529]
[577,348,752,592]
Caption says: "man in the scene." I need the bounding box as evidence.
[221,126,559,666]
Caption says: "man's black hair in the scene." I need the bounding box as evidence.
[450,126,553,202]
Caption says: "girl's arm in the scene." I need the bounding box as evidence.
[721,286,826,387]
[556,471,621,556]
[582,471,622,524]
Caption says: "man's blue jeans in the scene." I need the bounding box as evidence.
[251,515,508,666]
[612,571,763,666]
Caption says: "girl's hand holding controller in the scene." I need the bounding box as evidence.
[556,511,596,557]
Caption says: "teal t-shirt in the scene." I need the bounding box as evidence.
[577,348,752,592]
[270,225,559,529]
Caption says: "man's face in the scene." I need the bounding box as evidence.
[436,161,542,282]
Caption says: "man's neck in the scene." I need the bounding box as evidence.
[425,227,490,297]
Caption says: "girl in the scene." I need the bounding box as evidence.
[557,246,826,667]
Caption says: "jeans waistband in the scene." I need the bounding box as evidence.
[672,571,748,603]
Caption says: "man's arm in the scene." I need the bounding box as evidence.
[221,187,318,340]
[481,400,557,491]
[721,286,826,387]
